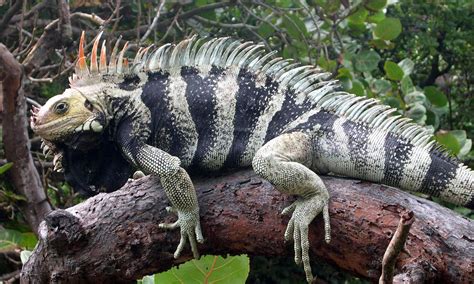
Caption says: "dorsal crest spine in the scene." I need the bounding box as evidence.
[69,33,458,156]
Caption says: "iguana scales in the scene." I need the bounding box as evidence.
[30,32,474,282]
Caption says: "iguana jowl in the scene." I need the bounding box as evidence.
[30,32,474,282]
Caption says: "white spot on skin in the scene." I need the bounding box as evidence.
[91,120,103,132]
[201,67,238,170]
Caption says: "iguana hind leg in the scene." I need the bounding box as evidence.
[252,132,331,283]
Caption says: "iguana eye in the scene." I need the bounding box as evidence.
[84,99,93,111]
[54,102,69,115]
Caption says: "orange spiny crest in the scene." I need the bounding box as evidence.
[90,31,103,74]
[99,40,107,74]
[75,31,89,76]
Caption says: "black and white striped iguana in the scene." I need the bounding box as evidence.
[30,32,473,282]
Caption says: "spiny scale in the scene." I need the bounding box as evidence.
[71,34,443,152]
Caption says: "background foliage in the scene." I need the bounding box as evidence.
[0,0,472,282]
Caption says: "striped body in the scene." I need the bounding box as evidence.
[118,64,473,208]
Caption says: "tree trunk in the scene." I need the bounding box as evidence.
[0,44,52,233]
[21,170,473,283]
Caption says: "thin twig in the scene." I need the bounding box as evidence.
[193,15,257,29]
[140,0,166,44]
[379,211,415,284]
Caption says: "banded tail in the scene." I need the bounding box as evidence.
[305,113,474,209]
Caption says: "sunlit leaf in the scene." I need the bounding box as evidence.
[138,255,250,284]
[384,61,404,80]
[436,132,461,155]
[348,7,368,24]
[365,0,387,11]
[367,11,386,23]
[0,228,37,252]
[401,76,414,94]
[398,58,415,75]
[459,139,472,157]
[0,162,13,174]
[374,17,402,40]
[350,80,366,96]
[20,250,33,264]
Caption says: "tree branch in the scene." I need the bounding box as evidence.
[21,171,473,283]
[0,44,52,233]
[379,211,415,284]
[0,0,23,38]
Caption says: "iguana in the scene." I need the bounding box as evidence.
[30,32,474,282]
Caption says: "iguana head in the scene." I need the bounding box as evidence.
[30,31,123,144]
[30,87,107,142]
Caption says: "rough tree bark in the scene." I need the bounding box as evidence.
[21,170,473,283]
[0,44,52,233]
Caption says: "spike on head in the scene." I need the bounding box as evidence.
[109,35,122,74]
[90,31,103,74]
[99,40,107,74]
[75,31,89,77]
[117,41,129,74]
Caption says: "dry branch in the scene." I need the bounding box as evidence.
[21,170,473,283]
[0,44,52,233]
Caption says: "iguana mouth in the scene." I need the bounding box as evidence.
[30,106,103,140]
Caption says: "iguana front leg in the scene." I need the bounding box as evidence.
[252,132,331,283]
[118,131,204,259]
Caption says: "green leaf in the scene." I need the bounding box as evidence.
[315,0,340,14]
[384,61,404,80]
[370,39,395,49]
[424,86,448,106]
[404,91,426,104]
[365,0,387,11]
[350,80,366,96]
[139,255,250,284]
[348,7,368,24]
[337,67,353,80]
[257,23,274,38]
[436,132,461,155]
[367,11,386,23]
[426,109,440,129]
[0,229,37,252]
[0,162,13,174]
[398,58,415,76]
[20,250,33,264]
[405,103,426,122]
[382,96,402,110]
[373,79,392,94]
[317,57,337,72]
[283,15,308,39]
[374,17,402,40]
[401,76,414,94]
[459,139,472,157]
[354,50,381,72]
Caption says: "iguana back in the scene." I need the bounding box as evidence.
[105,37,473,208]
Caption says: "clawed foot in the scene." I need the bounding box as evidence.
[159,206,204,259]
[281,196,331,283]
